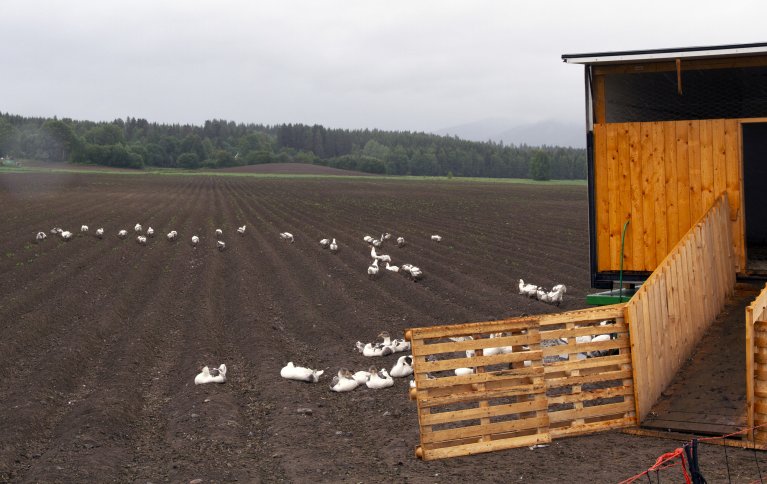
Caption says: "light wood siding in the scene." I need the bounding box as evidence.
[594,119,745,273]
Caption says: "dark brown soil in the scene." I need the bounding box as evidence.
[216,163,374,176]
[0,172,763,483]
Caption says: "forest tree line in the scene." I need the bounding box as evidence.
[0,113,586,180]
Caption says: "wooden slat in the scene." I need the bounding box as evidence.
[420,432,550,460]
[541,338,629,358]
[641,122,657,270]
[410,317,537,340]
[607,123,620,269]
[414,366,543,390]
[724,118,742,271]
[618,123,632,266]
[422,398,548,426]
[545,368,633,389]
[628,122,644,269]
[712,119,727,200]
[688,120,703,222]
[544,353,631,372]
[549,401,634,424]
[675,120,691,239]
[537,305,625,326]
[414,333,539,356]
[542,322,628,340]
[699,120,715,211]
[421,415,548,444]
[664,121,679,247]
[595,123,610,271]
[547,386,633,405]
[653,122,668,261]
[551,417,635,438]
[416,383,546,408]
[419,351,542,373]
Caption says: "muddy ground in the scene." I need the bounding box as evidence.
[0,171,763,483]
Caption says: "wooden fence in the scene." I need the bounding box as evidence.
[406,305,634,460]
[626,194,736,421]
[747,284,767,443]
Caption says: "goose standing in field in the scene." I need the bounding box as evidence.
[134,223,142,233]
[367,259,380,278]
[96,227,104,238]
[215,228,223,236]
[390,355,414,378]
[191,235,199,246]
[330,368,359,392]
[329,238,338,253]
[118,229,128,239]
[80,225,88,233]
[216,240,226,251]
[146,227,154,237]
[60,230,72,241]
[365,367,394,389]
[237,225,246,235]
[36,231,47,241]
[320,238,330,248]
[396,236,405,247]
[137,235,147,245]
[280,232,294,243]
[167,230,177,241]
[280,362,324,382]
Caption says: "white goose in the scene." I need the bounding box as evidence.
[320,238,330,248]
[330,368,359,392]
[329,238,338,253]
[396,236,405,247]
[118,229,128,239]
[191,235,199,246]
[237,225,246,235]
[365,367,394,389]
[146,227,154,237]
[137,235,147,245]
[352,369,371,385]
[134,223,143,233]
[60,231,72,241]
[167,230,177,241]
[385,262,399,273]
[280,362,324,382]
[194,364,227,385]
[367,259,379,278]
[215,228,223,236]
[216,240,226,251]
[518,279,539,297]
[35,231,47,241]
[390,355,414,378]
[96,228,104,238]
[80,225,88,233]
[430,235,442,242]
[280,232,295,243]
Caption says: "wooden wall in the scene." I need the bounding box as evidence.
[593,119,745,274]
[626,195,736,421]
[746,283,767,443]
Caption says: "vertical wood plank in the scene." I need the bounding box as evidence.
[688,120,703,222]
[676,121,691,237]
[653,122,668,264]
[700,120,715,211]
[664,122,679,248]
[724,119,742,272]
[641,123,656,271]
[607,124,620,270]
[594,124,610,272]
[713,119,727,199]
[628,123,644,270]
[618,123,632,267]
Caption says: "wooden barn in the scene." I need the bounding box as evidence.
[404,42,767,461]
[561,42,767,288]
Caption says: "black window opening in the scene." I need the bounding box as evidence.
[604,66,767,123]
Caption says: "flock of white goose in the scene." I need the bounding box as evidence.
[280,331,414,392]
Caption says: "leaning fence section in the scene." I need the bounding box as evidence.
[626,194,736,422]
[747,284,767,444]
[407,304,634,460]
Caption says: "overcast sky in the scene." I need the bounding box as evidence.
[1,1,764,132]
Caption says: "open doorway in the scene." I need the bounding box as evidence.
[743,123,767,273]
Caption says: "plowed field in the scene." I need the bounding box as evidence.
[0,172,762,483]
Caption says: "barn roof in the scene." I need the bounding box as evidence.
[562,42,767,65]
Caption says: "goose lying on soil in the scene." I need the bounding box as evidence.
[352,369,372,385]
[396,237,405,247]
[320,238,330,248]
[430,235,442,242]
[518,279,538,297]
[61,231,72,241]
[365,367,394,389]
[280,232,295,243]
[36,231,46,241]
[280,362,324,382]
[118,229,128,238]
[216,240,226,251]
[330,369,359,392]
[390,355,414,378]
[237,225,246,235]
[215,228,223,236]
[194,364,227,385]
[146,227,154,237]
[80,225,88,233]
[191,235,199,246]
[96,228,104,238]
[167,230,177,241]
[134,223,142,233]
[137,235,147,245]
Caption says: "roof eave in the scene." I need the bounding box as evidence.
[562,44,767,65]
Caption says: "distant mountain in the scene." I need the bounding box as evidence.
[435,118,585,148]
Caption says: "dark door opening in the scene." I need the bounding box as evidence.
[743,123,767,272]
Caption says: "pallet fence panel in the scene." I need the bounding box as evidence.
[626,194,736,421]
[746,285,767,443]
[407,305,633,460]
